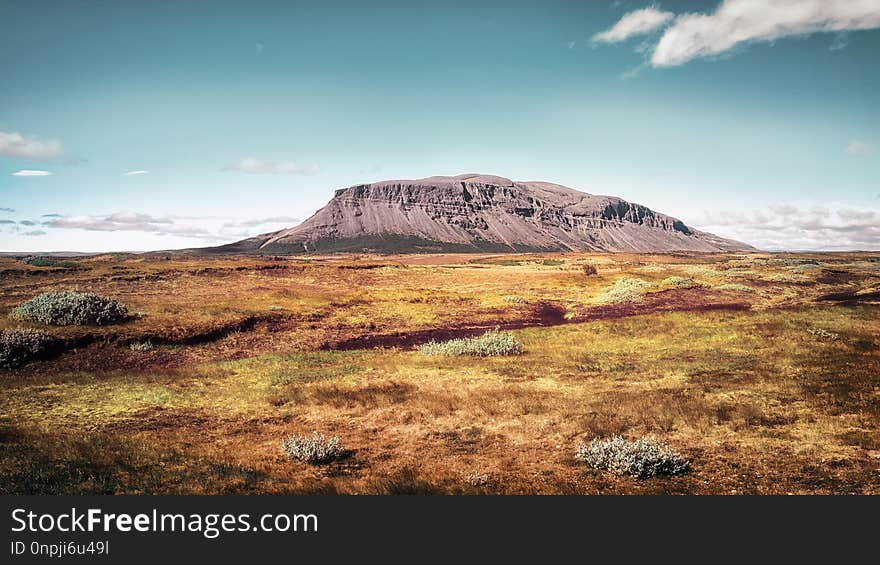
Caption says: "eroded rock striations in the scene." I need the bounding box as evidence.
[209,174,753,254]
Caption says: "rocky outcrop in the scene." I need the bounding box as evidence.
[207,174,754,254]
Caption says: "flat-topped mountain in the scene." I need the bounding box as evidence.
[208,174,753,254]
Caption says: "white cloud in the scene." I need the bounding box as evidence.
[0,207,14,213]
[650,0,880,67]
[593,7,674,43]
[11,170,52,177]
[219,216,300,238]
[40,211,301,243]
[23,230,46,237]
[123,170,150,176]
[0,131,64,160]
[694,202,880,250]
[224,157,319,175]
[846,140,874,155]
[44,212,211,238]
[236,215,300,227]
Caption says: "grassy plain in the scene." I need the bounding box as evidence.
[0,251,878,494]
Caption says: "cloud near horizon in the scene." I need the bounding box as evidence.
[236,215,300,227]
[40,212,302,243]
[224,157,319,175]
[694,202,880,251]
[11,170,52,177]
[592,7,674,43]
[44,212,212,239]
[123,170,150,176]
[219,215,301,238]
[0,130,64,160]
[594,0,880,67]
[846,140,875,155]
[0,207,14,213]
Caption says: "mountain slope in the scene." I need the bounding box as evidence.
[207,174,753,254]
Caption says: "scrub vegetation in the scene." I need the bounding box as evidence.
[0,251,877,494]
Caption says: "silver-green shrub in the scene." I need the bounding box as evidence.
[807,328,839,341]
[661,276,701,288]
[129,340,154,352]
[21,256,79,268]
[11,291,128,326]
[418,331,523,357]
[0,328,58,369]
[593,277,653,304]
[575,436,690,479]
[715,283,754,292]
[281,432,344,464]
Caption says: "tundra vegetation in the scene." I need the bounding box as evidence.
[11,291,128,326]
[281,432,344,465]
[0,251,877,494]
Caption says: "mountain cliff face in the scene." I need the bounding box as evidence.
[210,174,753,254]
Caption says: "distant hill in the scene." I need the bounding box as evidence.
[202,174,754,254]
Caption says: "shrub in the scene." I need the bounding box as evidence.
[593,277,653,305]
[129,340,154,352]
[661,276,700,288]
[0,329,59,369]
[418,330,523,357]
[11,291,128,326]
[763,273,807,283]
[581,264,598,276]
[281,432,344,464]
[466,473,491,487]
[790,263,820,272]
[808,328,839,341]
[682,266,723,278]
[20,256,79,268]
[715,283,754,293]
[575,436,690,479]
[502,295,527,304]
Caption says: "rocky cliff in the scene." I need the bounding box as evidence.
[208,174,753,254]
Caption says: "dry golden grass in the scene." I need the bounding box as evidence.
[0,251,878,494]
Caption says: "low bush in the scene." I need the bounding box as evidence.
[0,329,59,370]
[593,277,653,304]
[281,432,344,464]
[466,473,491,487]
[418,331,523,357]
[808,328,839,341]
[575,435,690,479]
[763,273,807,283]
[20,256,79,268]
[581,264,598,276]
[129,340,154,352]
[502,295,527,304]
[661,276,700,288]
[11,291,128,326]
[715,283,754,293]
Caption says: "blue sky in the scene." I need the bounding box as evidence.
[1,0,878,252]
